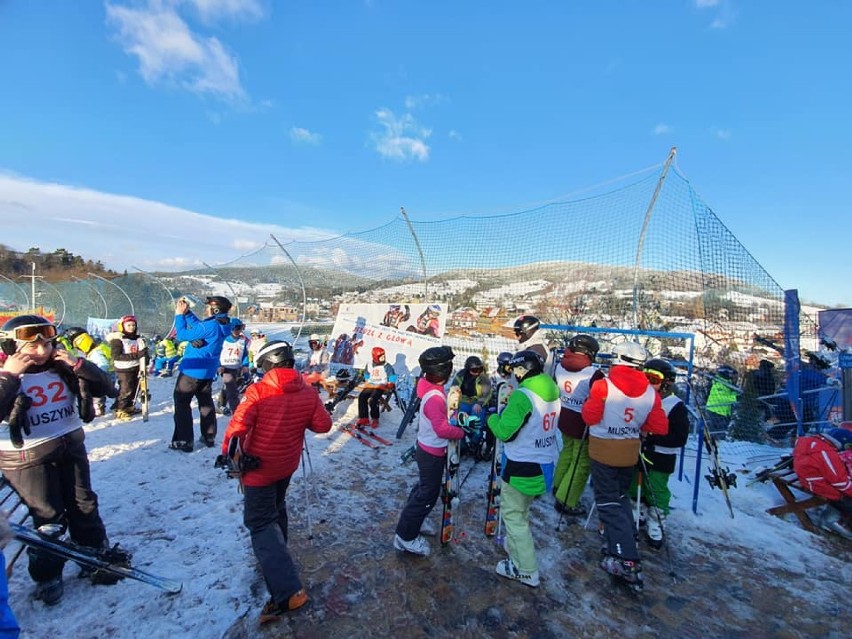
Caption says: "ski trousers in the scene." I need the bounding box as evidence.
[395,445,445,541]
[554,435,590,508]
[0,429,108,582]
[220,368,242,412]
[243,477,303,605]
[115,369,140,411]
[500,482,538,574]
[171,373,217,445]
[358,388,386,420]
[591,460,640,561]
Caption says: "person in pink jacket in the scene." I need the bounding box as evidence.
[393,346,464,557]
[221,340,331,623]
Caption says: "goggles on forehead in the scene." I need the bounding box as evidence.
[4,323,58,343]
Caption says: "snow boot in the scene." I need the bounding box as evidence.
[644,507,665,549]
[168,440,194,453]
[356,418,369,426]
[259,589,309,624]
[599,555,644,592]
[495,558,540,588]
[115,409,133,421]
[393,534,431,557]
[34,576,63,606]
[370,418,380,429]
[555,500,586,516]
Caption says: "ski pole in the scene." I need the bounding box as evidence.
[638,452,678,583]
[301,434,314,543]
[555,427,589,533]
[635,467,643,534]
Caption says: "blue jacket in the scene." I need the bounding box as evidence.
[174,312,230,380]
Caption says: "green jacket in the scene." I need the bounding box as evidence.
[487,372,560,496]
[706,378,737,417]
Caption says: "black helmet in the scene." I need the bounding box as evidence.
[513,315,540,342]
[64,326,87,341]
[509,349,543,382]
[255,340,294,372]
[716,365,737,383]
[496,351,513,377]
[464,355,483,372]
[1,315,58,356]
[568,334,599,359]
[644,358,676,391]
[206,296,233,314]
[419,346,455,383]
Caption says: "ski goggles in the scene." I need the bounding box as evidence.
[644,369,665,385]
[3,323,58,343]
[469,367,483,375]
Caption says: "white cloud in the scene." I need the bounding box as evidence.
[183,0,265,23]
[370,108,431,162]
[652,123,673,135]
[0,173,335,272]
[695,0,720,7]
[448,130,461,141]
[105,1,251,102]
[710,17,727,29]
[712,127,732,140]
[404,93,448,110]
[289,127,322,145]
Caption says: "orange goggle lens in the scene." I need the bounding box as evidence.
[12,324,58,342]
[644,369,665,384]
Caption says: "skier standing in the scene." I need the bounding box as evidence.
[552,334,604,516]
[582,342,668,591]
[0,315,122,605]
[394,346,464,557]
[220,340,332,621]
[486,350,561,587]
[108,315,148,420]
[218,318,250,416]
[512,315,553,373]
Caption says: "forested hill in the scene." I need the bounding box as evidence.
[0,245,116,282]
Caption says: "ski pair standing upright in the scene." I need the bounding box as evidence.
[393,347,465,557]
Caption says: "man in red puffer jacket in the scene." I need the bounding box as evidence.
[221,340,331,623]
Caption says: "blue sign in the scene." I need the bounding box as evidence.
[838,352,852,369]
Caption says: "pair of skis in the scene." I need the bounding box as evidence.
[484,382,512,539]
[687,402,736,518]
[439,387,462,545]
[341,423,393,448]
[9,522,181,594]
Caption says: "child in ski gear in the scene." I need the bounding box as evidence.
[793,427,852,539]
[221,340,331,619]
[394,346,464,557]
[247,329,267,372]
[381,304,410,329]
[65,327,117,417]
[450,355,492,457]
[630,358,690,549]
[218,318,251,416]
[582,342,668,591]
[153,336,180,377]
[405,305,441,337]
[487,349,561,587]
[108,315,148,420]
[704,365,739,435]
[169,296,231,452]
[302,334,330,386]
[513,315,553,373]
[0,315,122,606]
[553,334,604,516]
[356,347,396,428]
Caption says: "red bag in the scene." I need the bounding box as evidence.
[793,435,852,501]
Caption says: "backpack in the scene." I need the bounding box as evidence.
[793,434,852,501]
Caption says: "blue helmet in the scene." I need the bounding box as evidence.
[825,428,852,450]
[230,317,245,331]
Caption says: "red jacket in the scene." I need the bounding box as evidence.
[222,367,332,487]
[793,435,852,501]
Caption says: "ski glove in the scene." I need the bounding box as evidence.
[8,393,33,449]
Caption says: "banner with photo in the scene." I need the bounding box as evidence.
[87,317,121,340]
[327,303,445,381]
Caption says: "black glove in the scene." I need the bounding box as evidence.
[641,438,655,455]
[190,339,207,348]
[8,393,33,449]
[214,455,229,469]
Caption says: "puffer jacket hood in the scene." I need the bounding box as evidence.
[608,365,651,397]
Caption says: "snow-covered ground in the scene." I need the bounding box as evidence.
[4,377,850,639]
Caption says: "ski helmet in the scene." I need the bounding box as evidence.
[825,428,852,450]
[372,347,386,364]
[513,315,540,342]
[66,327,94,354]
[644,358,676,392]
[419,346,455,383]
[64,326,87,342]
[464,355,483,373]
[509,350,544,382]
[118,315,137,333]
[427,304,441,316]
[611,342,648,368]
[1,315,58,355]
[206,296,233,314]
[255,340,294,372]
[568,334,600,359]
[716,365,738,383]
[496,351,513,377]
[229,317,245,331]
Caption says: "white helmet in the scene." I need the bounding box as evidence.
[612,342,648,368]
[309,333,320,341]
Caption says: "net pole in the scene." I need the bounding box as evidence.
[269,234,307,343]
[632,146,677,330]
[202,261,241,319]
[400,207,428,298]
[133,267,177,336]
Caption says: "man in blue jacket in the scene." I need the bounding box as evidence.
[169,296,232,452]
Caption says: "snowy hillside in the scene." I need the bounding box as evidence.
[4,378,849,639]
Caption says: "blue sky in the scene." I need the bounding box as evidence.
[0,1,849,307]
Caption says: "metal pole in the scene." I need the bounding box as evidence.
[88,272,134,316]
[632,147,677,330]
[269,235,307,343]
[40,280,67,326]
[31,263,36,313]
[133,267,176,337]
[400,207,428,298]
[0,273,30,310]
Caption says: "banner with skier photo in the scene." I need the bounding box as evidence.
[327,303,445,379]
